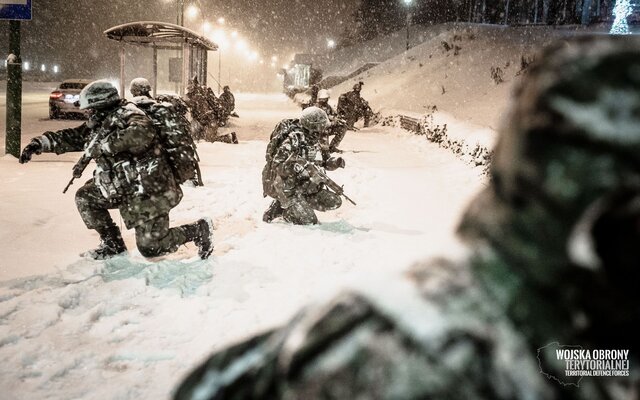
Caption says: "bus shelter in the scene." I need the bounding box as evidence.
[104,21,217,97]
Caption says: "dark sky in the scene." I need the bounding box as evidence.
[1,0,358,80]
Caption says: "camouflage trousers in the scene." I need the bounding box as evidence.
[75,181,188,257]
[279,189,342,225]
[343,110,371,129]
[328,124,348,151]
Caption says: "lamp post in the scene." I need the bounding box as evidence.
[403,0,413,51]
[176,0,184,26]
[218,47,222,93]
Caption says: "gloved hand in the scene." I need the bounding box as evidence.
[293,162,311,180]
[19,139,43,164]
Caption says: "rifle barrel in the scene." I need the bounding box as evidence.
[62,177,75,194]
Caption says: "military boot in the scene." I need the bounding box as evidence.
[85,226,127,260]
[182,218,214,259]
[263,200,284,223]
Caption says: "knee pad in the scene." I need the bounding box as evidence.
[283,200,318,225]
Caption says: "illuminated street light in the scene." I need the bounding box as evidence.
[53,65,60,74]
[271,55,278,62]
[236,39,247,51]
[186,4,199,20]
[217,17,225,24]
[23,61,30,71]
[327,39,336,49]
[231,30,238,38]
[40,64,46,72]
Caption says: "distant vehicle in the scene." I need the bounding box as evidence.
[49,79,92,119]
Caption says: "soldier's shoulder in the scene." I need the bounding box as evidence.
[116,102,147,118]
[176,261,551,399]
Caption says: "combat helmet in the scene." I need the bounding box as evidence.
[317,89,330,100]
[79,80,120,110]
[129,77,152,97]
[300,106,329,133]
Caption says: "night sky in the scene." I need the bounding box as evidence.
[1,0,358,84]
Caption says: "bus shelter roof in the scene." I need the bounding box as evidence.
[104,21,217,51]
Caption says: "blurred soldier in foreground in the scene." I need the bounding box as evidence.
[261,107,349,224]
[175,36,640,399]
[19,80,213,260]
[337,81,373,128]
[315,89,349,154]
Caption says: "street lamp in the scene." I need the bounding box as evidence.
[403,0,413,51]
[327,39,336,49]
[186,4,199,20]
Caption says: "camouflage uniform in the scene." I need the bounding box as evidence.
[175,36,640,399]
[262,117,343,225]
[337,84,373,128]
[301,85,319,110]
[39,102,188,257]
[186,86,237,143]
[219,87,236,119]
[22,83,212,260]
[316,99,349,153]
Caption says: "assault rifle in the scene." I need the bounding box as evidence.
[304,162,357,206]
[63,125,109,193]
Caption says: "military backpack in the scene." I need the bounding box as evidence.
[145,100,203,186]
[262,118,300,197]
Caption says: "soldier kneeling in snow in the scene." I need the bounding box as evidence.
[19,80,214,260]
[262,107,347,225]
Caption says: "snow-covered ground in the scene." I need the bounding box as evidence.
[0,84,485,398]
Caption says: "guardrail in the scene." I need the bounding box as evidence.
[381,112,493,174]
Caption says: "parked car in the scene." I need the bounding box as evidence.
[49,79,92,119]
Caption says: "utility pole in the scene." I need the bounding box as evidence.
[406,13,410,51]
[177,0,184,26]
[6,20,22,158]
[177,0,184,95]
[403,0,413,52]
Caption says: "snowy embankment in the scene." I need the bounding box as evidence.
[301,24,583,166]
[0,91,485,399]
